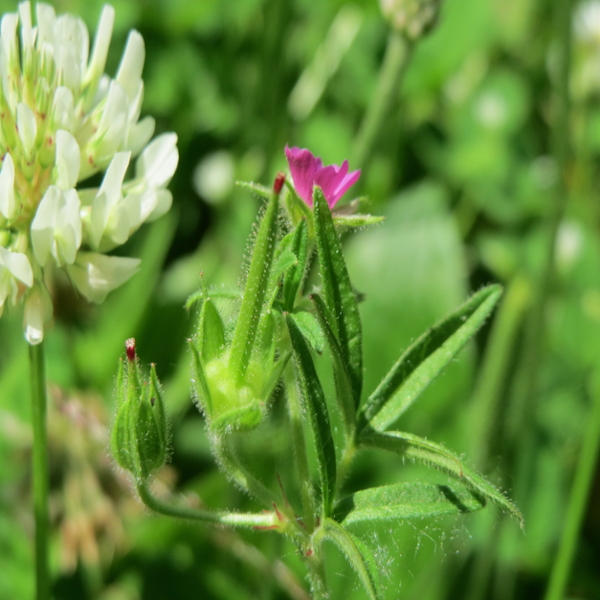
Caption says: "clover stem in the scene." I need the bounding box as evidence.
[29,341,50,600]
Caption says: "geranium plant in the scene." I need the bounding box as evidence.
[111,148,522,599]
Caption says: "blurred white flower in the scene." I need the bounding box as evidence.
[0,2,179,343]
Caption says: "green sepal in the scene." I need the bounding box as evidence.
[319,518,381,600]
[198,298,226,363]
[358,429,524,526]
[256,309,277,369]
[229,182,281,383]
[135,391,163,479]
[236,180,271,200]
[334,481,485,526]
[358,284,503,433]
[190,339,213,416]
[284,180,314,227]
[313,187,363,405]
[286,314,337,517]
[312,293,355,433]
[282,219,309,311]
[110,401,135,473]
[186,286,241,311]
[261,351,292,403]
[201,349,266,432]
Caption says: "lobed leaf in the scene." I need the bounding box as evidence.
[314,187,363,406]
[319,518,381,600]
[286,314,337,517]
[335,481,485,526]
[358,284,502,432]
[359,429,523,526]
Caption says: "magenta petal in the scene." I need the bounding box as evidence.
[285,146,323,205]
[315,160,361,207]
[331,168,361,206]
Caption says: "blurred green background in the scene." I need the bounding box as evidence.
[1,0,599,598]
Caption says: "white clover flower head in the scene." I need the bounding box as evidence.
[0,2,179,344]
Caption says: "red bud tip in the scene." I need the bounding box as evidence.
[273,172,286,194]
[125,338,136,362]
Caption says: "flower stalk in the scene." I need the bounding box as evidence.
[29,341,49,600]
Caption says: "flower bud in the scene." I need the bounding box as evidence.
[110,340,170,479]
[379,0,443,40]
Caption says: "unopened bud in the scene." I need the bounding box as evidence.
[125,337,136,361]
[273,172,286,195]
[380,0,443,39]
[110,344,169,480]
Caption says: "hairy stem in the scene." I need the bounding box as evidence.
[30,341,50,600]
[137,479,280,528]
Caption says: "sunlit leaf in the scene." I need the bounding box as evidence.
[358,284,502,432]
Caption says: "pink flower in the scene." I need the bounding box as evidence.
[284,146,361,208]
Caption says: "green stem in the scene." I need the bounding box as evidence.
[137,480,280,528]
[304,552,328,600]
[352,30,411,168]
[229,185,281,384]
[29,341,50,600]
[543,371,600,600]
[284,363,317,531]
